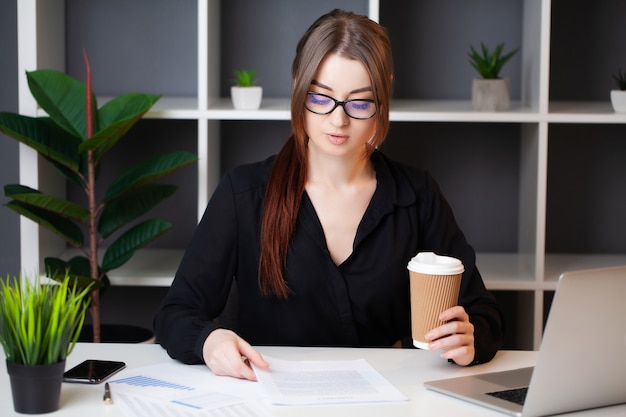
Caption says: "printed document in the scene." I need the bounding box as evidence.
[107,362,272,417]
[252,356,408,405]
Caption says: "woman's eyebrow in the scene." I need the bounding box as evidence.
[310,80,372,94]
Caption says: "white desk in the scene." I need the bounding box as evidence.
[2,343,624,416]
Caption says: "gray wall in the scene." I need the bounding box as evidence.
[0,0,20,278]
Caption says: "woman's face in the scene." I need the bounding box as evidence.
[304,53,377,159]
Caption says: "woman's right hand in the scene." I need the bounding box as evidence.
[202,328,269,381]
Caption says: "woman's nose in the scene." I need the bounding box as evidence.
[328,104,349,126]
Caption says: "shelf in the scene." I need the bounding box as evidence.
[477,253,539,291]
[107,249,181,287]
[548,101,626,123]
[58,250,622,291]
[60,248,182,287]
[144,97,200,119]
[544,254,626,283]
[206,98,291,120]
[390,100,539,123]
[190,98,541,122]
[128,97,564,123]
[134,98,626,124]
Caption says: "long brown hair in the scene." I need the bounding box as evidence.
[258,9,394,298]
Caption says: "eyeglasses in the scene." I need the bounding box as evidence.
[304,92,376,120]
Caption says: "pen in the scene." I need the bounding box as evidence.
[103,382,113,405]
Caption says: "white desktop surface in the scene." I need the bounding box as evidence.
[2,343,624,416]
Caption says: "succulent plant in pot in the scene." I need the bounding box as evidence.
[468,42,519,111]
[0,52,197,343]
[231,68,263,110]
[0,272,93,413]
[610,68,626,112]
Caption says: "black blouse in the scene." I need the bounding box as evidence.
[154,150,503,365]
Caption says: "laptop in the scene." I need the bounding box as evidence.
[424,265,626,417]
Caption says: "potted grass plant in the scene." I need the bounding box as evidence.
[231,68,263,110]
[0,52,197,343]
[610,68,626,112]
[0,273,92,414]
[468,42,519,111]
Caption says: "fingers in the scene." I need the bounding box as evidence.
[424,306,476,366]
[239,339,269,370]
[202,329,266,381]
[438,305,469,322]
[424,306,470,342]
[439,343,475,366]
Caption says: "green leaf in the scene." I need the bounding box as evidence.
[5,184,90,222]
[104,151,197,202]
[98,93,160,131]
[0,274,92,365]
[98,184,177,238]
[79,93,160,160]
[101,219,172,271]
[26,69,98,139]
[0,113,83,172]
[42,154,87,188]
[45,257,104,292]
[233,69,259,87]
[613,68,626,90]
[468,42,518,79]
[5,200,84,247]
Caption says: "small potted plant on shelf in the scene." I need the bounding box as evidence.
[0,273,93,414]
[610,68,626,112]
[231,68,263,110]
[0,52,197,343]
[468,42,519,111]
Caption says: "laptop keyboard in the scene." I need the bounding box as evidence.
[486,386,528,406]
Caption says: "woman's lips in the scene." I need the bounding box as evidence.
[326,132,348,145]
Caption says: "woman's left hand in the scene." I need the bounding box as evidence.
[424,306,475,366]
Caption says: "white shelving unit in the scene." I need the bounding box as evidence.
[15,0,626,350]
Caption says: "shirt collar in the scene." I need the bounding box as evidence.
[370,150,416,211]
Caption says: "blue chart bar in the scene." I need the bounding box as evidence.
[111,375,194,391]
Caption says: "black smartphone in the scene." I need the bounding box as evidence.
[63,359,126,384]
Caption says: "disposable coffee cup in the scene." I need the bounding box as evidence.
[407,252,464,350]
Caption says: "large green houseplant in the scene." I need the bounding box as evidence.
[0,273,93,413]
[0,54,196,342]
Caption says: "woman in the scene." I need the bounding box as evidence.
[154,9,503,381]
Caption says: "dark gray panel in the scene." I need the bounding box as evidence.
[220,0,369,97]
[65,0,197,96]
[550,0,626,100]
[0,0,20,277]
[220,120,292,173]
[546,125,626,253]
[380,123,521,252]
[381,0,523,100]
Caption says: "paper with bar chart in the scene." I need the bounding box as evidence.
[108,362,272,417]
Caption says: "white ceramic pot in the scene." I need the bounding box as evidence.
[610,90,626,113]
[231,86,263,110]
[472,78,510,111]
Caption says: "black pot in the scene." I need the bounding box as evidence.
[6,360,66,414]
[78,323,154,343]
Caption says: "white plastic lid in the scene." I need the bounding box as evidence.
[407,252,464,275]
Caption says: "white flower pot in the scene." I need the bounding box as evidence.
[472,78,510,111]
[610,90,626,113]
[231,86,263,110]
